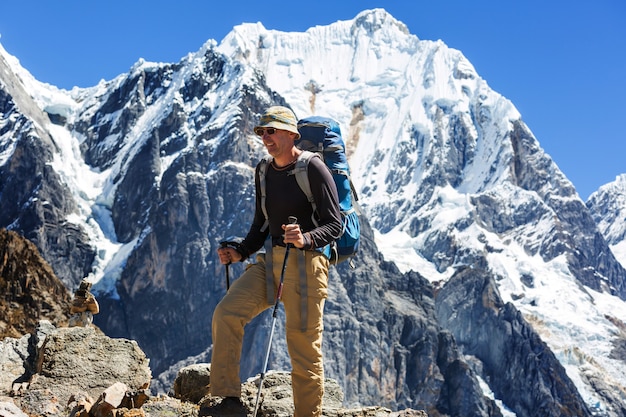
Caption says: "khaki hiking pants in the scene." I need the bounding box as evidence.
[210,247,329,417]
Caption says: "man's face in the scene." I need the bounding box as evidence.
[259,128,294,157]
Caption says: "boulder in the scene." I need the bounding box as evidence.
[66,392,94,417]
[172,363,211,403]
[28,325,151,405]
[237,371,343,416]
[90,382,128,417]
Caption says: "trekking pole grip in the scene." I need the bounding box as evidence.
[275,216,297,303]
[286,216,298,247]
[219,241,232,264]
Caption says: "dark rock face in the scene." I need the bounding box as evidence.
[312,222,501,415]
[90,56,269,374]
[0,229,72,338]
[436,265,592,417]
[0,126,95,288]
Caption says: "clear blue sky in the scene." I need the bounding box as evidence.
[1,1,624,200]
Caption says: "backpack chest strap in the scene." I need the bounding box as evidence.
[258,156,272,232]
[293,151,320,227]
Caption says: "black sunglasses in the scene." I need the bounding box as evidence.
[254,127,278,136]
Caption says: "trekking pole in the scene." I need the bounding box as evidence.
[219,237,243,291]
[253,216,298,416]
[219,241,232,290]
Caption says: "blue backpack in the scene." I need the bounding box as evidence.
[294,116,360,266]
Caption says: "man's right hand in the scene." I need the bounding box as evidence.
[217,247,242,264]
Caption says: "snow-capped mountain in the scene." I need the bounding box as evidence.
[1,8,625,416]
[218,10,626,413]
[587,174,626,268]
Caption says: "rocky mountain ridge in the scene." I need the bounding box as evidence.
[587,173,626,267]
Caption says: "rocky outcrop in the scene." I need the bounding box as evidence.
[28,328,151,404]
[0,229,72,338]
[169,364,427,417]
[1,321,151,417]
[0,322,426,417]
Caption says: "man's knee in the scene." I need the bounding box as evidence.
[212,300,229,329]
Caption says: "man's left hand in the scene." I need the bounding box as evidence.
[282,223,305,248]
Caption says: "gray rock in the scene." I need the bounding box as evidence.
[90,382,129,417]
[0,334,30,395]
[0,398,29,417]
[142,395,199,417]
[172,363,211,404]
[28,325,151,404]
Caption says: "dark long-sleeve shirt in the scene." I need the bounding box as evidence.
[237,155,342,259]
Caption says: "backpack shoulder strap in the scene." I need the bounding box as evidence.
[293,150,319,227]
[258,155,273,232]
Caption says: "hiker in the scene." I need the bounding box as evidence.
[69,279,99,327]
[207,106,342,416]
